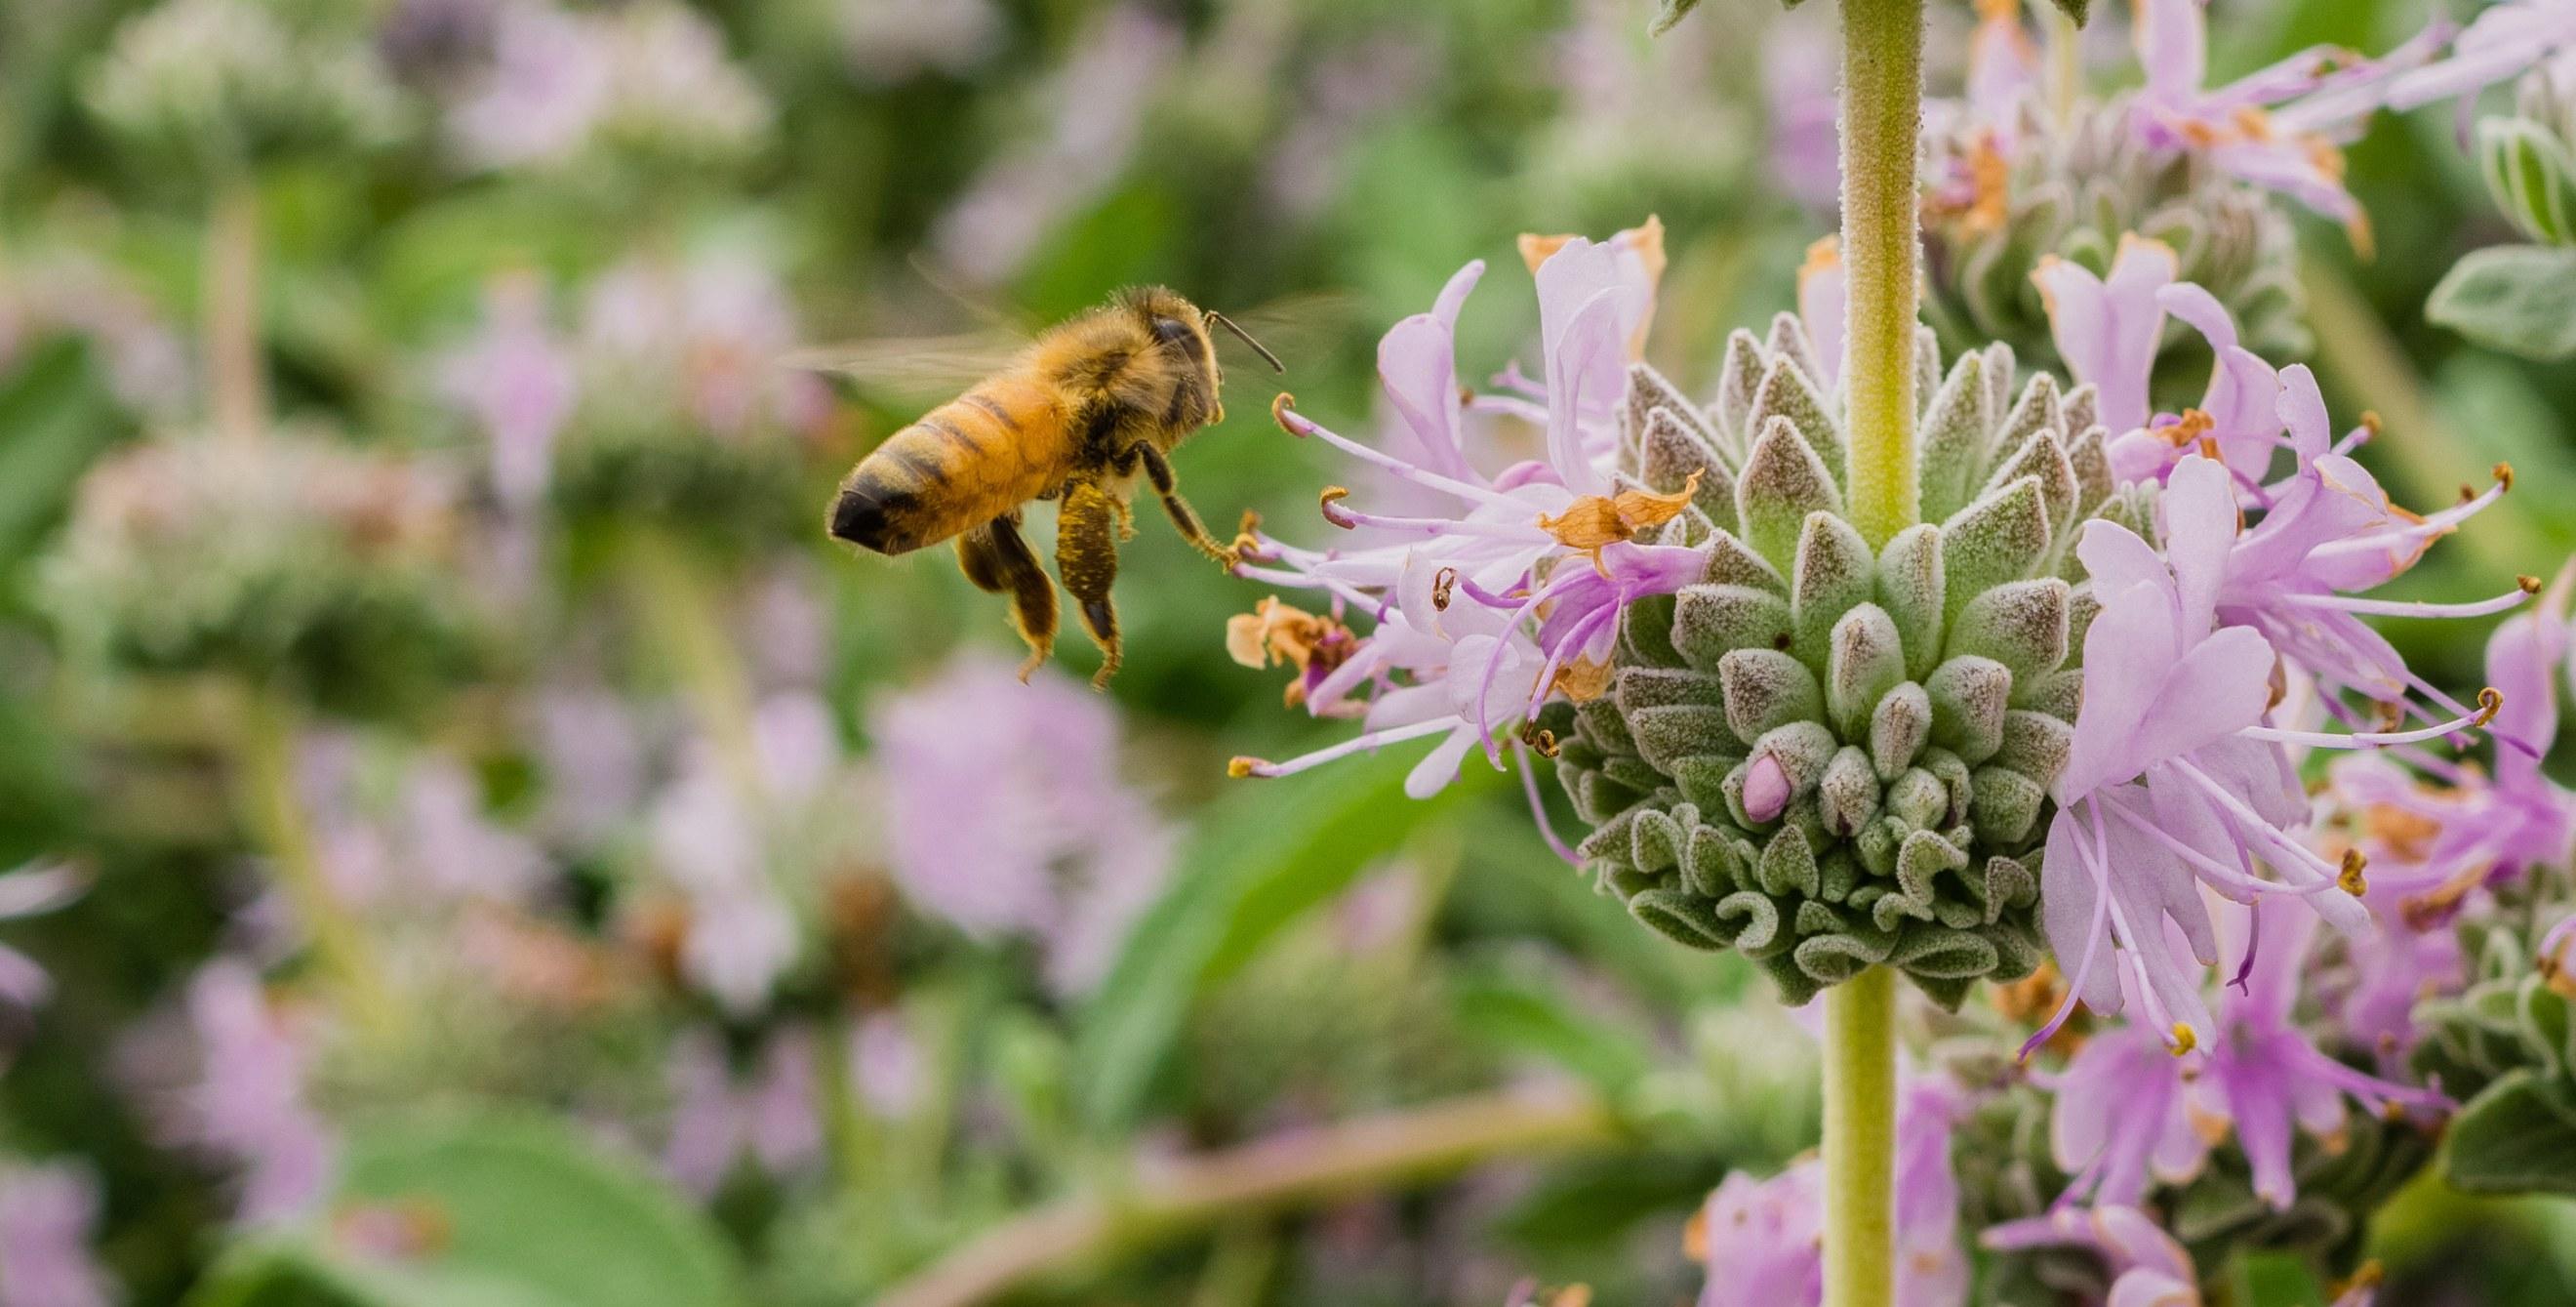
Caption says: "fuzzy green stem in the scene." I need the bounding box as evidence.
[205,178,267,446]
[1824,964,1898,1307]
[1838,0,1926,549]
[236,687,395,1034]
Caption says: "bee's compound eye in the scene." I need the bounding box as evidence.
[1151,317,1195,347]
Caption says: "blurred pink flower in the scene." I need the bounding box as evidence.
[438,271,575,511]
[0,1163,115,1307]
[180,961,335,1224]
[579,247,828,441]
[871,654,1174,996]
[661,1026,821,1198]
[1984,1205,2200,1306]
[1763,15,1842,210]
[849,1009,923,1120]
[444,2,607,170]
[931,6,1180,285]
[1695,1077,1966,1307]
[0,862,88,1016]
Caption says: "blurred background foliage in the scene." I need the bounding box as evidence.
[0,0,2571,1304]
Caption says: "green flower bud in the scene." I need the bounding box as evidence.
[1555,327,2118,1006]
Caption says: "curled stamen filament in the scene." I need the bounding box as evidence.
[1273,399,1527,512]
[2240,690,2498,748]
[1227,717,1453,779]
[2276,585,2534,620]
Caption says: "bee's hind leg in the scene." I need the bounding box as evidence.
[1126,443,1236,566]
[1056,478,1126,690]
[955,515,1057,682]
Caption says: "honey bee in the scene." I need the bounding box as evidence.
[822,287,1283,688]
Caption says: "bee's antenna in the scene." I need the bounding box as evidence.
[1206,310,1286,374]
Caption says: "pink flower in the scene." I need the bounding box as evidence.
[437,272,575,511]
[2033,236,2180,436]
[180,961,335,1224]
[1232,226,1689,813]
[661,1026,822,1198]
[2033,456,2373,1055]
[872,655,1175,996]
[1695,1077,1966,1307]
[2388,1,2576,113]
[1985,1205,2201,1306]
[2195,905,2447,1209]
[0,1163,115,1307]
[0,862,89,1016]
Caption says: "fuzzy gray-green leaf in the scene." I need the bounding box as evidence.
[1917,351,1991,521]
[1876,524,1946,681]
[1792,511,1876,663]
[1947,578,2071,681]
[1994,709,2074,791]
[1717,647,1824,741]
[1983,432,2078,543]
[1826,603,1907,739]
[1820,745,1882,838]
[1941,476,2052,624]
[1870,680,1931,780]
[1748,354,1845,488]
[1641,410,1739,532]
[1738,417,1842,570]
[1672,585,1795,673]
[1711,328,1765,446]
[1926,655,2013,764]
[1968,765,2046,845]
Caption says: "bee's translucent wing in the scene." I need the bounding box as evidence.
[1213,291,1365,375]
[782,330,1030,402]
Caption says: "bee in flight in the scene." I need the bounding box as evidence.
[824,287,1282,688]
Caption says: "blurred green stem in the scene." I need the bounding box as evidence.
[236,687,394,1035]
[2043,7,2081,125]
[619,529,766,806]
[206,177,267,446]
[1188,1222,1279,1307]
[874,1089,1614,1307]
[1824,965,1897,1307]
[1839,0,1925,549]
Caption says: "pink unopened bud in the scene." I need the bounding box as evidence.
[1744,753,1791,823]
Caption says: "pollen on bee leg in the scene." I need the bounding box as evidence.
[1518,720,1560,757]
[2338,849,2369,897]
[2474,686,2505,727]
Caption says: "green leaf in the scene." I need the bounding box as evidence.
[1073,749,1491,1127]
[0,339,115,567]
[2231,1251,2328,1307]
[186,1110,740,1307]
[2443,1069,2576,1196]
[1452,964,1658,1094]
[2427,244,2576,361]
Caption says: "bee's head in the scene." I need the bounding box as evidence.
[1122,285,1216,366]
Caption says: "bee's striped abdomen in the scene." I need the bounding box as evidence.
[828,374,1066,555]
